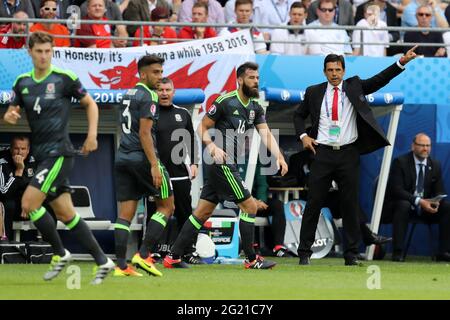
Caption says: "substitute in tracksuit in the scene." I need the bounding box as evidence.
[154,77,202,264]
[0,135,36,239]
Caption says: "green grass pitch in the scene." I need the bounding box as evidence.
[1,257,449,300]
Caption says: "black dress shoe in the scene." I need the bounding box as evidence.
[299,256,310,265]
[436,252,450,262]
[364,233,392,245]
[392,253,405,262]
[344,257,363,266]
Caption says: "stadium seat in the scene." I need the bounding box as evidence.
[12,186,142,242]
[71,185,95,219]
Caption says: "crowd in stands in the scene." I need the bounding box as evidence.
[0,0,449,55]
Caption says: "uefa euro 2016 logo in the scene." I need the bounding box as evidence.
[280,90,290,102]
[383,93,393,104]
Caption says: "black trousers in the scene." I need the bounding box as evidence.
[147,178,193,230]
[298,145,361,259]
[257,198,286,247]
[172,179,193,232]
[147,178,194,254]
[382,200,450,254]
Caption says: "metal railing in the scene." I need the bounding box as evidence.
[1,17,450,49]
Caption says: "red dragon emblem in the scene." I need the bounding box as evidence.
[89,60,139,89]
[167,61,237,114]
[167,61,215,90]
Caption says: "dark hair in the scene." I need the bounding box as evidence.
[318,0,336,9]
[193,2,208,14]
[237,61,258,78]
[137,54,165,71]
[323,54,345,70]
[29,31,54,49]
[40,0,57,8]
[290,1,306,11]
[151,6,170,21]
[160,77,173,86]
[11,135,30,147]
[235,0,253,9]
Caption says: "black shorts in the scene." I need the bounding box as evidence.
[30,156,74,201]
[115,152,172,202]
[200,164,251,204]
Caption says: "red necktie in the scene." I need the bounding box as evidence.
[332,87,338,121]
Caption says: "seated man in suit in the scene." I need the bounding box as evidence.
[382,133,450,262]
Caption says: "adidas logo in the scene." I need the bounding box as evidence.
[21,88,29,94]
[233,110,239,115]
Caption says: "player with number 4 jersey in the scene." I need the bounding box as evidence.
[3,32,115,285]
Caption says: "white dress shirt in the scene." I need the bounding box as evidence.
[413,155,428,205]
[253,0,296,35]
[270,22,307,55]
[304,20,352,55]
[316,82,358,146]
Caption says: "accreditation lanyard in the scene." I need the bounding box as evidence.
[270,0,288,23]
[3,0,19,16]
[324,88,345,143]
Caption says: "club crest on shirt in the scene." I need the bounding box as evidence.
[150,104,156,115]
[208,104,217,115]
[248,110,255,124]
[46,83,55,94]
[45,83,56,99]
[27,168,34,177]
[175,114,182,122]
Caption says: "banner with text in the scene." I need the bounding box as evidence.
[52,29,255,112]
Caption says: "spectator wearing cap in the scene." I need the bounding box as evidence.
[133,6,177,46]
[123,0,171,36]
[0,11,28,48]
[75,0,112,48]
[178,2,217,40]
[30,0,70,47]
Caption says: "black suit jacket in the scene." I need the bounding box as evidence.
[386,152,446,205]
[294,62,404,155]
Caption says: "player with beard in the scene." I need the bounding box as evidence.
[164,62,288,269]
